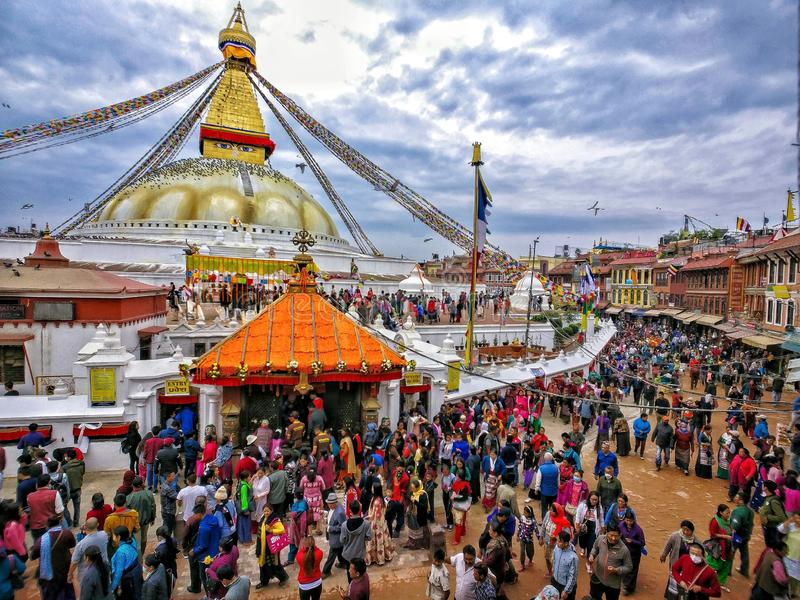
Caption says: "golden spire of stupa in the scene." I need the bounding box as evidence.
[200,3,275,165]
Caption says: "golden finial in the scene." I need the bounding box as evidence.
[470,142,483,166]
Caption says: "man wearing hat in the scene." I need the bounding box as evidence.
[322,492,347,578]
[212,487,236,539]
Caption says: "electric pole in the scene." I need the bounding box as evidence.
[524,236,540,350]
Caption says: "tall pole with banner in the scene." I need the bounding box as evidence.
[465,142,482,368]
[524,237,540,349]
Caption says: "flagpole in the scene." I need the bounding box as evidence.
[465,142,482,369]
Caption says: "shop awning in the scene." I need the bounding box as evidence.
[605,307,623,315]
[714,322,738,333]
[159,394,198,405]
[400,384,431,394]
[643,309,662,317]
[726,329,754,340]
[783,340,800,354]
[679,313,702,323]
[138,325,169,337]
[696,315,724,326]
[742,334,784,349]
[0,332,35,343]
[660,308,684,316]
[625,308,647,316]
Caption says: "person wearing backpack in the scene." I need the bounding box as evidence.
[47,461,71,528]
[759,480,788,548]
[62,449,85,529]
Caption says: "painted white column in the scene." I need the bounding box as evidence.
[205,387,221,434]
[382,381,400,427]
[587,314,596,342]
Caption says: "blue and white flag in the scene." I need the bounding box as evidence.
[580,264,596,295]
[476,171,492,253]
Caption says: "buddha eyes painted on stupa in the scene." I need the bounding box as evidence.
[215,142,232,150]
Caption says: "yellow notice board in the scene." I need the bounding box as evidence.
[404,372,422,386]
[89,368,116,406]
[447,361,461,392]
[165,378,190,396]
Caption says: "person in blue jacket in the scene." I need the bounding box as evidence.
[188,512,221,593]
[535,452,560,520]
[632,413,652,459]
[593,441,619,478]
[754,415,770,440]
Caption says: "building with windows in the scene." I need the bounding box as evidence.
[0,233,167,395]
[679,254,736,317]
[608,252,657,309]
[738,231,800,334]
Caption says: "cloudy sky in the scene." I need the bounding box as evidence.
[0,0,796,260]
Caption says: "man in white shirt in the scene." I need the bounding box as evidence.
[176,473,207,523]
[449,544,479,600]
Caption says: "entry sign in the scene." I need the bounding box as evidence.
[165,378,190,396]
[89,367,116,406]
[447,361,461,392]
[404,372,422,386]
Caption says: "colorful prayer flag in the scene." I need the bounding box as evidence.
[736,216,752,232]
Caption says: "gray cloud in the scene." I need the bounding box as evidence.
[0,0,795,261]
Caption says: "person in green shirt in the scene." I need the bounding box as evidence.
[758,480,788,548]
[730,491,754,576]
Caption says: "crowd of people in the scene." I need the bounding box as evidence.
[167,280,528,329]
[2,318,800,600]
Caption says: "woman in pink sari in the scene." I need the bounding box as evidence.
[198,434,218,477]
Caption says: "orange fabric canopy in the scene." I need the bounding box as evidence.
[193,291,405,386]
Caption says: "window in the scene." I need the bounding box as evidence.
[769,260,777,284]
[778,260,786,284]
[0,346,24,383]
[791,257,798,284]
[193,342,207,357]
[767,298,774,323]
[789,301,796,327]
[776,300,784,325]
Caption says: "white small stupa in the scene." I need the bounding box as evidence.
[510,270,550,312]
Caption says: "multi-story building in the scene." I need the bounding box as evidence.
[738,231,800,333]
[679,254,736,317]
[421,253,511,293]
[608,251,657,310]
[516,254,570,276]
[547,259,582,290]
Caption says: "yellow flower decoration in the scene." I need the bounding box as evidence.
[311,360,323,376]
[287,360,299,373]
[336,360,347,372]
[407,359,417,371]
[380,358,393,372]
[360,360,369,374]
[235,361,249,382]
[208,362,221,379]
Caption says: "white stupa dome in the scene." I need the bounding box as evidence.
[510,270,550,312]
[399,268,433,293]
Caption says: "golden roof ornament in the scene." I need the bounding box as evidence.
[289,229,317,292]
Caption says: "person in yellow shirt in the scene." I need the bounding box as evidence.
[103,493,140,555]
